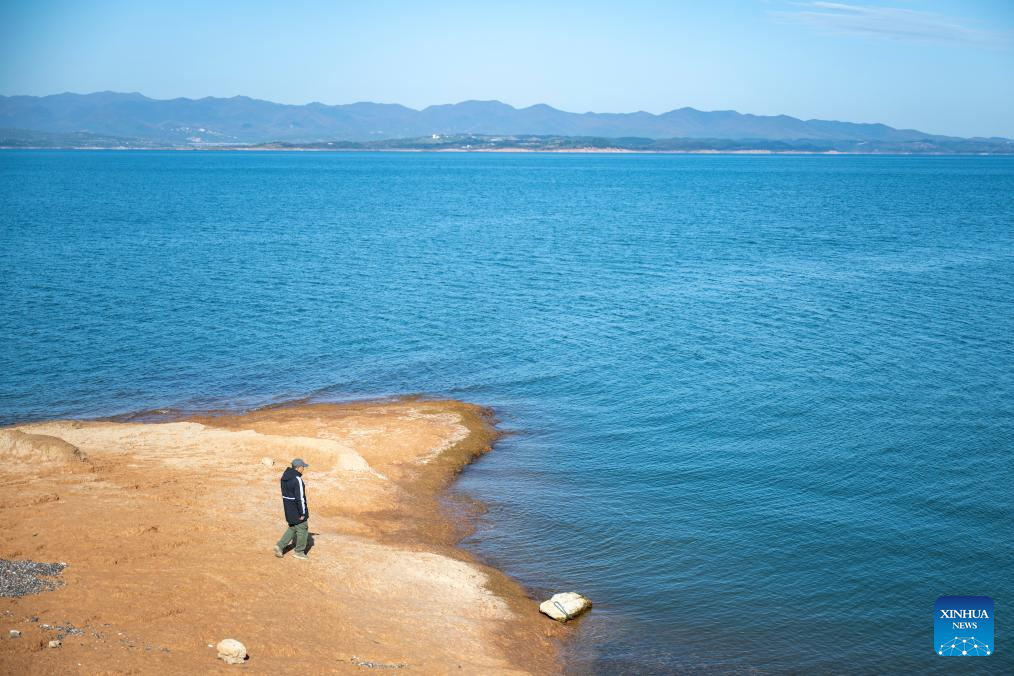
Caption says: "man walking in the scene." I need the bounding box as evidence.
[274,458,310,560]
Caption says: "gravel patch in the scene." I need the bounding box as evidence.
[0,560,67,597]
[42,622,84,640]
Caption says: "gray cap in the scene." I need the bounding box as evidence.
[291,458,309,468]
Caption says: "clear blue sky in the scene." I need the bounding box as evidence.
[1,0,1012,137]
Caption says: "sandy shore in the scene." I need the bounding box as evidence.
[0,398,566,674]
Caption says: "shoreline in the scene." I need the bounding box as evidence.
[0,397,567,673]
[1,145,1007,156]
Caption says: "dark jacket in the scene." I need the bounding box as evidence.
[280,467,308,526]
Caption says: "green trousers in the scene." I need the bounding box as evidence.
[277,520,309,554]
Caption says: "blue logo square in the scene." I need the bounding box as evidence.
[935,596,993,656]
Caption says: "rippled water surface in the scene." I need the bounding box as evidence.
[2,151,1012,672]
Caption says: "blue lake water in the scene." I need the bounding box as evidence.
[1,150,1012,673]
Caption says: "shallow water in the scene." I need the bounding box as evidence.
[2,151,1012,672]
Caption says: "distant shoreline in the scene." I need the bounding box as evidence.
[1,145,1009,156]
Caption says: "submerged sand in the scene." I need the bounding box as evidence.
[0,399,566,674]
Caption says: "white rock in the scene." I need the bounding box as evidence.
[48,639,62,648]
[216,638,247,664]
[260,457,275,467]
[8,629,21,638]
[539,592,592,622]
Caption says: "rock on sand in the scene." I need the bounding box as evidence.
[216,638,247,664]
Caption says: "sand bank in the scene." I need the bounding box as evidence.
[0,399,566,674]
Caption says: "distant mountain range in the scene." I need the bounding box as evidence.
[1,92,1010,153]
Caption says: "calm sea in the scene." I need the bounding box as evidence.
[1,151,1011,673]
